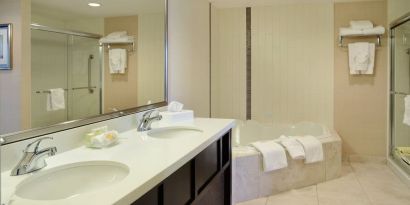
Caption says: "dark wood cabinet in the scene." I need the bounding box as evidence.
[131,130,232,205]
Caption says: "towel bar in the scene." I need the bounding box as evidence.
[35,86,97,94]
[338,35,382,48]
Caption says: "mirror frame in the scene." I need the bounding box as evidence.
[0,0,168,145]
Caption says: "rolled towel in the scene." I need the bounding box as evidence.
[251,140,287,172]
[279,135,306,160]
[295,135,323,164]
[350,20,373,30]
[403,95,410,126]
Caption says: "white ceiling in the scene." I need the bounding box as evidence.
[210,0,385,8]
[32,0,165,19]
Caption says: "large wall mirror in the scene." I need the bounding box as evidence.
[0,0,167,143]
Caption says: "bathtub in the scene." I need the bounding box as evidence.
[231,120,341,203]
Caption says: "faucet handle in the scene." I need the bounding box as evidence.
[142,109,159,119]
[24,137,53,153]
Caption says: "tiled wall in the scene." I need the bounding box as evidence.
[211,7,247,120]
[211,3,334,126]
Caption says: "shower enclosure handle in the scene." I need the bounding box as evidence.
[88,54,94,94]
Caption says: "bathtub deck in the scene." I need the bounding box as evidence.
[232,131,342,204]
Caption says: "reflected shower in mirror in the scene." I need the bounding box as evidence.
[0,0,166,135]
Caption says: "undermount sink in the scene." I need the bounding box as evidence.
[147,126,203,139]
[15,161,129,201]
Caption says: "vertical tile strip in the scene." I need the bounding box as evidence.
[246,7,252,120]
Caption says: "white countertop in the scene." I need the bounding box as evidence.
[1,118,235,205]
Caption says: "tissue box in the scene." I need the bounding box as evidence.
[160,110,194,124]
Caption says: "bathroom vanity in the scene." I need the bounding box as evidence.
[1,118,235,205]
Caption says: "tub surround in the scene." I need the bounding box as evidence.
[1,118,235,205]
[232,131,342,203]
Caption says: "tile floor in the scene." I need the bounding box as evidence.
[237,162,410,205]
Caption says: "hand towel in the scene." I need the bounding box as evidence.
[403,95,410,126]
[363,43,375,74]
[295,135,323,164]
[109,48,127,74]
[46,88,65,111]
[350,20,373,30]
[279,135,305,160]
[349,42,370,71]
[251,140,287,172]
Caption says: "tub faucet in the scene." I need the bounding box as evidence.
[138,110,162,131]
[11,137,57,176]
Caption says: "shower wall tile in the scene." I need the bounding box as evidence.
[251,4,334,126]
[211,7,247,121]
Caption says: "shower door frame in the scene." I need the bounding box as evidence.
[389,13,410,181]
[30,24,103,122]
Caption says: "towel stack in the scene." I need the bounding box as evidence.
[339,20,385,36]
[100,31,134,74]
[251,135,324,172]
[340,21,383,75]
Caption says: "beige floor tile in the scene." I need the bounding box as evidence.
[236,197,267,205]
[266,185,318,205]
[350,163,410,205]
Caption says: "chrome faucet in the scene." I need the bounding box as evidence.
[11,137,57,176]
[137,110,162,131]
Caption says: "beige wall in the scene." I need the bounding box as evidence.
[0,0,31,134]
[334,1,388,158]
[137,13,165,106]
[168,0,211,117]
[103,16,139,113]
[388,0,410,23]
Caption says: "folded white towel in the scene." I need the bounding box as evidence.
[109,48,127,74]
[279,135,305,160]
[295,135,323,164]
[47,88,65,111]
[251,140,287,172]
[404,95,410,126]
[350,20,373,30]
[363,43,375,74]
[168,101,184,112]
[99,36,134,44]
[349,42,370,73]
[106,31,127,39]
[339,26,385,37]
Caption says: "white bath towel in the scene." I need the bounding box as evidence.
[339,26,385,36]
[295,135,323,164]
[349,43,375,75]
[46,88,65,111]
[350,20,373,30]
[251,140,287,172]
[403,95,410,126]
[279,135,305,160]
[109,48,127,74]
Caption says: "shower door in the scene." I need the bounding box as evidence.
[31,29,101,128]
[391,19,410,174]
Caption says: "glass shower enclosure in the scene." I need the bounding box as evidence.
[390,14,410,175]
[31,25,102,128]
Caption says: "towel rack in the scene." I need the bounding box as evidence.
[390,91,410,96]
[35,86,97,94]
[99,41,135,52]
[338,34,382,48]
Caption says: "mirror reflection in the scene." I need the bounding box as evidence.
[0,0,166,134]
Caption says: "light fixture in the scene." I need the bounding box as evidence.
[88,2,101,7]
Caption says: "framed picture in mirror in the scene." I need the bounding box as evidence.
[0,23,12,70]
